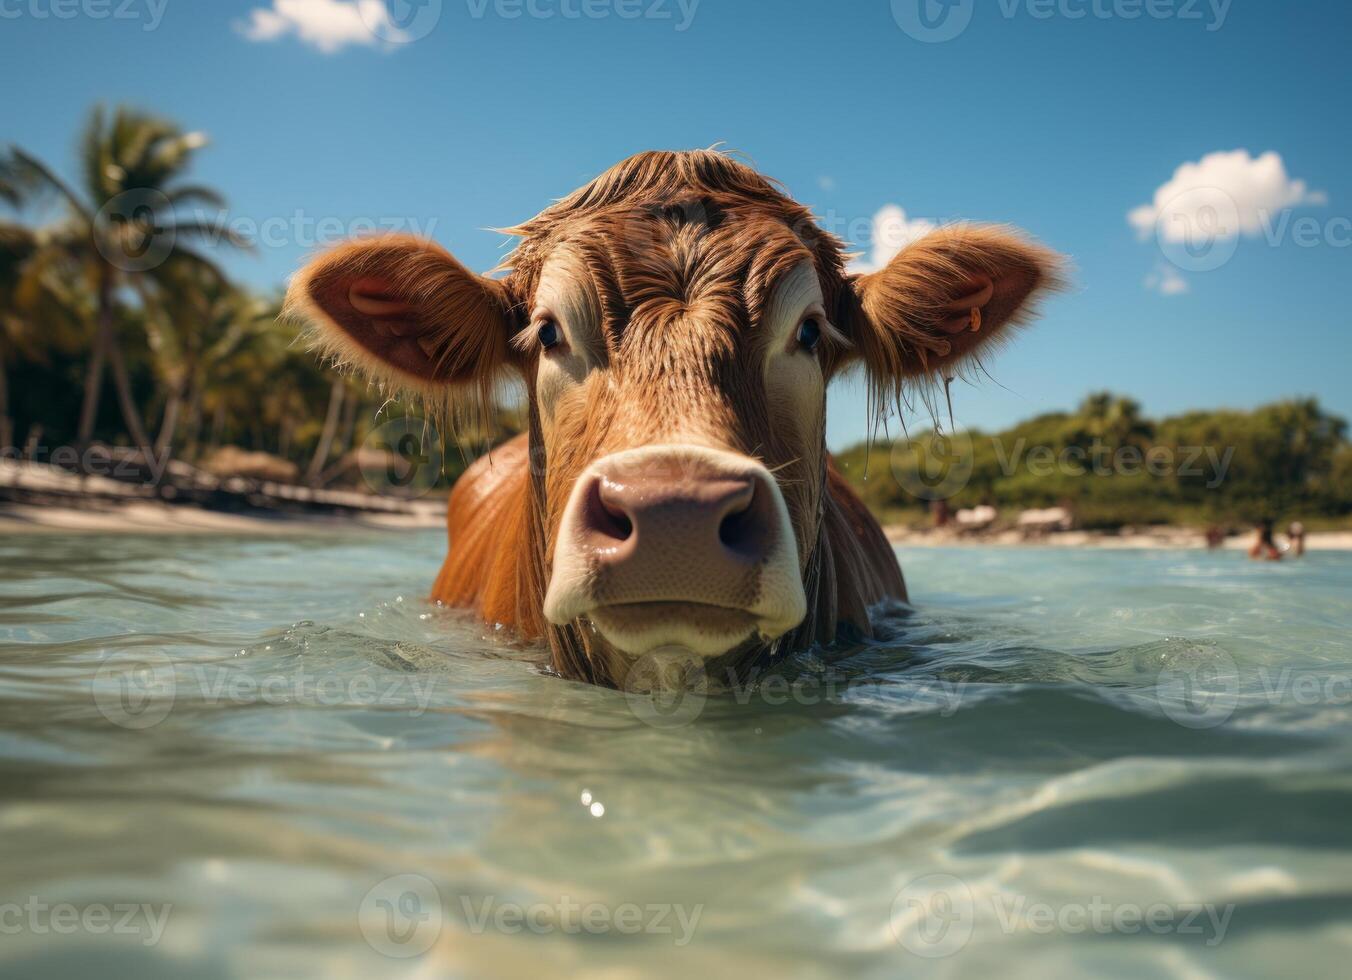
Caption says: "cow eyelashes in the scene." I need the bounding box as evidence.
[796,318,823,355]
[509,315,572,357]
[537,319,564,352]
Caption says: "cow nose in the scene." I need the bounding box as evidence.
[544,444,808,654]
[580,466,777,570]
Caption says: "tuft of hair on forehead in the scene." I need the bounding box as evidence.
[496,149,850,297]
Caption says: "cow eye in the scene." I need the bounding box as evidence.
[796,318,822,354]
[538,320,562,351]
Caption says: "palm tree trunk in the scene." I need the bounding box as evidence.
[153,384,184,470]
[337,390,358,455]
[76,308,109,449]
[278,414,294,459]
[79,269,152,455]
[209,403,224,450]
[183,383,203,459]
[307,378,344,485]
[105,327,152,454]
[0,356,12,453]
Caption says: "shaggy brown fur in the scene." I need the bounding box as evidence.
[287,149,1063,687]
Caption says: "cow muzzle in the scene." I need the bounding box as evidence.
[543,445,807,659]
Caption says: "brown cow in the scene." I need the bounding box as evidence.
[287,150,1062,688]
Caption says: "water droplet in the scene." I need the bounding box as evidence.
[580,790,592,805]
[589,802,605,818]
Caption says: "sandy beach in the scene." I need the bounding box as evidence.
[4,491,1348,551]
[0,499,446,535]
[0,458,446,536]
[884,523,1352,552]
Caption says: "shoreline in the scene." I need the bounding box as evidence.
[0,457,447,536]
[0,499,446,535]
[4,495,1349,551]
[884,524,1352,552]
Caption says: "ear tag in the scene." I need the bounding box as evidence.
[970,307,983,333]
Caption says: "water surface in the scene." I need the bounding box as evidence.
[1,533,1350,978]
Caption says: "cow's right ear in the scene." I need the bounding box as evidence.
[285,235,515,393]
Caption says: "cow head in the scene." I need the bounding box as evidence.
[288,151,1061,685]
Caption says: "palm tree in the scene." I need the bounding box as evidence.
[0,208,90,452]
[2,105,250,456]
[140,258,275,464]
[0,221,34,451]
[1076,392,1154,451]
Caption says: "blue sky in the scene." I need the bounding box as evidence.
[3,0,1348,449]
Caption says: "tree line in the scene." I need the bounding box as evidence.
[835,393,1352,529]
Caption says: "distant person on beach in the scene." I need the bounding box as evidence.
[1286,521,1307,558]
[1249,520,1282,561]
[1205,525,1226,550]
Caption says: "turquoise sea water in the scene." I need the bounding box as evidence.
[1,532,1350,978]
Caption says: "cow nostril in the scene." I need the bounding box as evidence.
[587,477,634,542]
[718,486,769,560]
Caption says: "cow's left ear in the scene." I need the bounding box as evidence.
[838,224,1065,387]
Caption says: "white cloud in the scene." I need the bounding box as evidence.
[1129,149,1326,244]
[236,0,407,53]
[848,204,937,274]
[1145,264,1189,296]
